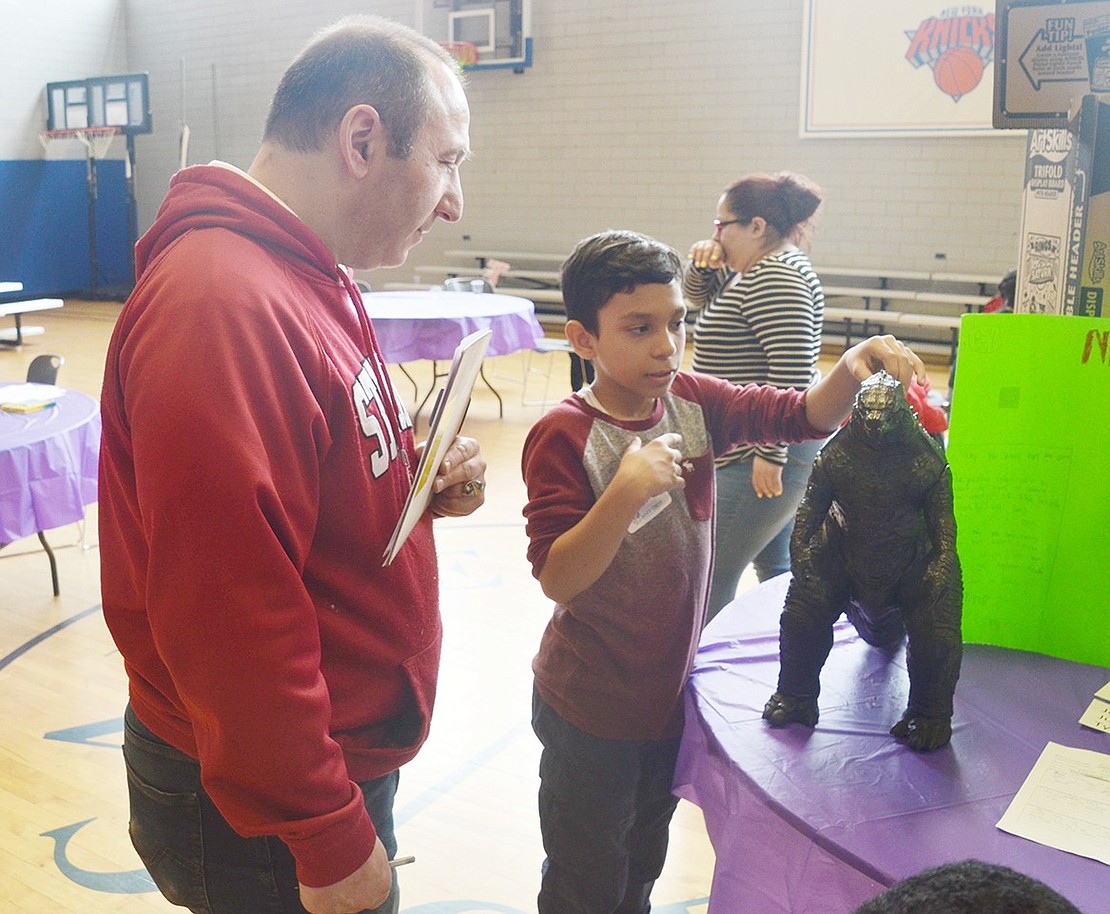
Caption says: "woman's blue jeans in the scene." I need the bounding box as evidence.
[706,437,825,621]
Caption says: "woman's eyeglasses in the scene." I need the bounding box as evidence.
[713,218,742,234]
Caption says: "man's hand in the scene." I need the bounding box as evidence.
[299,838,391,914]
[425,435,487,517]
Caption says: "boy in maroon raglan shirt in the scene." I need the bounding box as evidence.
[522,229,926,914]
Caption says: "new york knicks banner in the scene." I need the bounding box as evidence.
[802,1,1000,137]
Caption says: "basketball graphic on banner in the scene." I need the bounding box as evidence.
[933,46,984,100]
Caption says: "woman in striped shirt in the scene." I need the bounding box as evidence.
[684,172,826,620]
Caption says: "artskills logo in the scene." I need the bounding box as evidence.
[905,6,995,102]
[1026,129,1073,161]
[1089,241,1107,284]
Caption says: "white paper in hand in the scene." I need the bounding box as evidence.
[382,328,493,565]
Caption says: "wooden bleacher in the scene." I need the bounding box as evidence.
[443,249,566,268]
[383,248,569,317]
[412,264,562,288]
[817,266,1000,364]
[387,252,1004,364]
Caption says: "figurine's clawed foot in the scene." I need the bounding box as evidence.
[762,692,819,728]
[890,713,951,751]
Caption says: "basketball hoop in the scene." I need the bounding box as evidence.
[38,126,125,298]
[39,125,121,159]
[440,40,480,68]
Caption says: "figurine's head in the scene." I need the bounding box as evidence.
[852,371,908,441]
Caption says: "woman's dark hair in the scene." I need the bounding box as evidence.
[723,172,823,244]
[561,230,683,335]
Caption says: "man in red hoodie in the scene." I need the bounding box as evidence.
[99,16,484,914]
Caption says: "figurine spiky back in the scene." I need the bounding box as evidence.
[763,371,963,751]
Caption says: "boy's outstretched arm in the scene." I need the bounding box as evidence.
[804,335,927,432]
[539,433,686,604]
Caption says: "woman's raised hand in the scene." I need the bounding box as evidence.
[688,239,726,271]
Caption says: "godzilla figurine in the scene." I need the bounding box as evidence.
[763,371,962,751]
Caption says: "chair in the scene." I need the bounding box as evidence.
[27,353,64,384]
[443,276,494,293]
[443,277,582,407]
[438,277,508,414]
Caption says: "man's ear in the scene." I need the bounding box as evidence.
[565,320,597,361]
[340,104,385,177]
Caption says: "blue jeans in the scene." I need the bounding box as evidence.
[706,437,825,621]
[532,688,680,914]
[122,704,399,914]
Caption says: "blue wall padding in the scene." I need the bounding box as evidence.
[0,159,131,297]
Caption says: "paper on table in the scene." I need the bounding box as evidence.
[1078,680,1110,733]
[382,328,492,565]
[1079,698,1110,733]
[996,741,1110,865]
[0,383,66,404]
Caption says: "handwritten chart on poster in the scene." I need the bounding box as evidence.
[946,313,1110,666]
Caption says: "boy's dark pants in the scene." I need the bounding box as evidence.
[122,703,399,914]
[532,688,681,914]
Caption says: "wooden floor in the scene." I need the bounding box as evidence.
[0,300,718,914]
[0,300,952,913]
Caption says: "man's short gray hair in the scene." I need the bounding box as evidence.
[263,15,461,158]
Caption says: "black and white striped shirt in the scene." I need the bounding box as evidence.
[684,249,824,466]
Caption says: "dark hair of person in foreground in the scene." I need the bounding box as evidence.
[853,860,1083,914]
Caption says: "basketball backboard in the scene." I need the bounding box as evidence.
[422,0,532,71]
[46,73,152,135]
[994,0,1110,127]
[449,8,497,54]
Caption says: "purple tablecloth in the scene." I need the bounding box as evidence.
[361,290,544,363]
[0,387,100,545]
[673,573,1109,914]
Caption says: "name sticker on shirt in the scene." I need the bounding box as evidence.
[628,492,671,534]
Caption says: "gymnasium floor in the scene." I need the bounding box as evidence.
[1,299,955,912]
[0,300,716,914]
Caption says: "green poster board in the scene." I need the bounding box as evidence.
[947,313,1110,666]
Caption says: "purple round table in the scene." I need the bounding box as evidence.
[672,573,1109,914]
[361,290,543,363]
[0,386,101,547]
[362,290,544,421]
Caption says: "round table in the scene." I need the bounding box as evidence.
[673,573,1109,914]
[0,386,101,593]
[361,290,544,363]
[362,290,545,419]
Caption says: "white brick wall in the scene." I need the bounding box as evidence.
[0,0,127,159]
[4,0,1027,285]
[120,0,414,230]
[420,0,1026,283]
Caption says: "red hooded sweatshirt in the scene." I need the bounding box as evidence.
[99,164,439,887]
